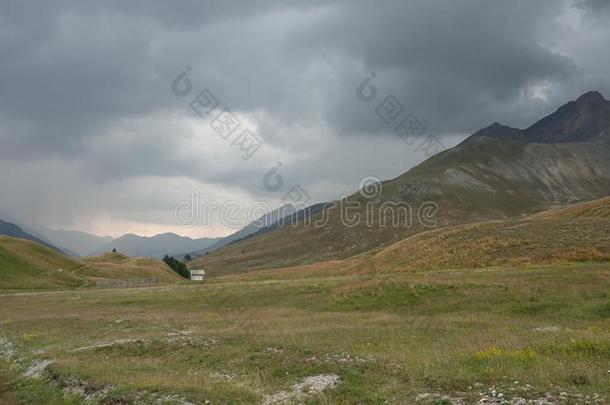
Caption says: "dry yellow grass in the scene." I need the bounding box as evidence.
[220,215,610,283]
[80,252,182,284]
[529,196,610,220]
[194,196,610,277]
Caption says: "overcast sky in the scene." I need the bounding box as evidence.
[1,0,610,238]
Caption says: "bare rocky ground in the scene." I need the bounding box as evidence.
[262,374,341,404]
[71,331,221,353]
[415,382,608,404]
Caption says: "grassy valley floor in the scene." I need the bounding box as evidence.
[1,262,610,404]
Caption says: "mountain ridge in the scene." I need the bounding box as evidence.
[192,91,610,274]
[92,232,221,259]
[187,204,299,259]
[464,90,610,145]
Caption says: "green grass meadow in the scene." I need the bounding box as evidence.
[1,262,609,403]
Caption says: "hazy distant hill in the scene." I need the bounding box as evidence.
[0,219,66,254]
[189,204,298,258]
[0,211,221,260]
[192,91,610,273]
[92,232,221,259]
[34,227,113,257]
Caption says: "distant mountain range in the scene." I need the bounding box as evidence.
[0,204,299,261]
[90,233,221,259]
[0,216,223,259]
[0,214,287,260]
[192,91,610,274]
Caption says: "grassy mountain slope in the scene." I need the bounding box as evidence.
[359,218,610,275]
[203,196,610,278]
[0,237,182,290]
[192,92,610,273]
[0,236,85,290]
[0,219,67,255]
[187,204,298,257]
[80,252,183,283]
[529,195,610,220]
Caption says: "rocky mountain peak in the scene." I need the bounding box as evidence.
[525,90,610,143]
[464,91,610,145]
[575,90,606,105]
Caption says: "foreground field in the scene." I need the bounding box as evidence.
[1,262,609,404]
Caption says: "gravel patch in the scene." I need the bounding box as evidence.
[263,374,341,404]
[23,359,55,378]
[71,334,221,352]
[71,338,143,352]
[0,336,17,360]
[324,351,374,364]
[414,383,608,404]
[533,326,560,332]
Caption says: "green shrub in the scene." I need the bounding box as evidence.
[162,255,189,279]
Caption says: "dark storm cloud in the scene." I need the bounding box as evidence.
[288,0,581,136]
[0,0,581,160]
[1,0,609,234]
[0,1,323,160]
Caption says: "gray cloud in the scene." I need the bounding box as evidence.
[574,0,610,15]
[1,0,609,236]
